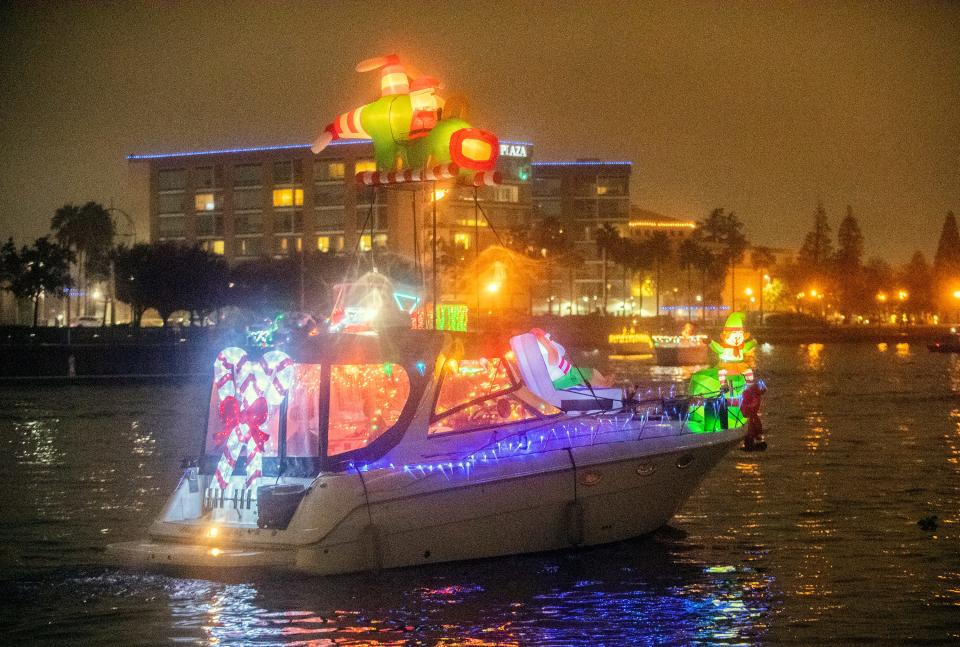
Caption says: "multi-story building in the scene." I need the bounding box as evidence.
[129,139,533,266]
[530,160,633,314]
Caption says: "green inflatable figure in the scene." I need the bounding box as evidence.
[709,311,757,383]
[312,54,500,178]
[687,368,747,433]
[688,312,756,433]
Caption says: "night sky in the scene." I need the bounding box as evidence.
[1,1,957,262]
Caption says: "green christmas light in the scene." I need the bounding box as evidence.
[435,303,469,332]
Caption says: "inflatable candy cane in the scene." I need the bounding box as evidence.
[212,347,294,490]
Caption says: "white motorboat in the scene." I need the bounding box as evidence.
[109,327,747,575]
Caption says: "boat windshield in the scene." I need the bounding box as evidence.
[429,356,559,434]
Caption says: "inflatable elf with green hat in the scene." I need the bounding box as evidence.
[709,311,757,384]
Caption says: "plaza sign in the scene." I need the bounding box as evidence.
[499,143,528,158]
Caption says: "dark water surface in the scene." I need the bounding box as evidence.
[1,342,958,645]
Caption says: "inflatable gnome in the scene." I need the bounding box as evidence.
[687,312,756,433]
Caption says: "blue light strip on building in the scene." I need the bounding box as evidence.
[128,138,534,161]
[126,140,370,161]
[530,160,632,167]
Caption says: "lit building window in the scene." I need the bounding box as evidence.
[276,237,302,254]
[355,159,377,175]
[272,188,304,207]
[317,236,330,252]
[195,193,218,211]
[453,232,471,249]
[359,235,372,252]
[201,239,225,255]
[373,233,387,248]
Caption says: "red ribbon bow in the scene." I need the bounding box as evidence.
[215,395,270,450]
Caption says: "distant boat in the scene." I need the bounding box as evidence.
[607,328,653,355]
[653,333,710,366]
[928,330,960,353]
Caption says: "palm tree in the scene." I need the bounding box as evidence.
[678,237,703,322]
[594,223,620,314]
[51,201,115,322]
[643,231,674,319]
[556,249,584,315]
[531,217,570,315]
[695,244,718,321]
[611,237,637,315]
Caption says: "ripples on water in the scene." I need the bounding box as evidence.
[0,343,958,644]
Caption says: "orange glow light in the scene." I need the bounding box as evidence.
[460,138,492,162]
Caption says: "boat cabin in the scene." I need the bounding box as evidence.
[197,329,616,485]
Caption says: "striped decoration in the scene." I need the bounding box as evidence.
[353,165,504,187]
[324,106,370,142]
[468,171,502,187]
[356,162,460,185]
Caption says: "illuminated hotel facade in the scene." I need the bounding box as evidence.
[127,141,649,316]
[129,139,535,263]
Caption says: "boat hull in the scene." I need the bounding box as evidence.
[109,429,743,575]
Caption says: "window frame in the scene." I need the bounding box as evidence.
[427,356,548,436]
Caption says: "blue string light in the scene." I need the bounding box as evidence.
[127,141,369,160]
[128,138,534,161]
[530,161,632,167]
[351,395,733,479]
